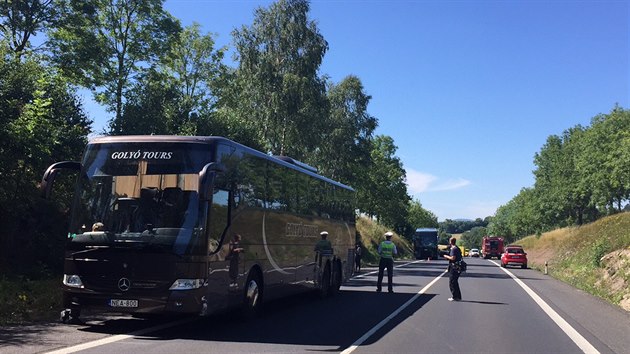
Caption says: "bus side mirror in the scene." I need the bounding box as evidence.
[41,161,81,199]
[198,162,226,200]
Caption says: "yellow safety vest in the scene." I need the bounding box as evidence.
[380,241,395,259]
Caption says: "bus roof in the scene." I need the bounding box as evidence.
[415,228,438,232]
[87,135,354,191]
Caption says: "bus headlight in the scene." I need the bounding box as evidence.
[63,274,84,288]
[169,279,205,290]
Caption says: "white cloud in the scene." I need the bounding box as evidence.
[430,178,471,192]
[405,168,471,193]
[406,169,437,193]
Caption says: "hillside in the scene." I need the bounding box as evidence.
[356,217,413,264]
[518,211,630,311]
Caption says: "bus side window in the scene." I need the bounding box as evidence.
[208,188,230,253]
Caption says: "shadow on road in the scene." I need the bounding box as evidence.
[65,288,437,351]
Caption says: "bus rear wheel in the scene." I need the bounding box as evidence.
[242,272,263,317]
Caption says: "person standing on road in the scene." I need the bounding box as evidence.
[355,243,362,273]
[444,237,462,301]
[315,231,333,253]
[376,231,397,293]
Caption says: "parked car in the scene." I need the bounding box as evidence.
[501,245,528,268]
[469,248,480,257]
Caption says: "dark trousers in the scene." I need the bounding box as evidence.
[377,257,394,291]
[449,268,461,299]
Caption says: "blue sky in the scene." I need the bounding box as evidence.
[86,0,629,221]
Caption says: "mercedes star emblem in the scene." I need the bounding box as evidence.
[118,277,131,292]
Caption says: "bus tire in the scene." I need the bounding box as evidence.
[242,271,263,317]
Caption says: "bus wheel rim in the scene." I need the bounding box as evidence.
[246,279,259,307]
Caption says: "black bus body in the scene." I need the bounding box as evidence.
[412,228,439,260]
[41,136,356,321]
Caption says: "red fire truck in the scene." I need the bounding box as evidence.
[481,236,504,259]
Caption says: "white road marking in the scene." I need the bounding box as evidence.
[492,260,600,354]
[44,317,197,354]
[351,260,424,279]
[341,262,447,354]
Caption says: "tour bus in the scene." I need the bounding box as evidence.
[41,136,356,323]
[412,228,439,260]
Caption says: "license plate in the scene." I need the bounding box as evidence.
[110,299,138,308]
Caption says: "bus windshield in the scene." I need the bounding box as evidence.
[67,142,214,255]
[419,233,437,247]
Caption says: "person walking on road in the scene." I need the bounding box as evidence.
[376,231,397,293]
[444,237,462,301]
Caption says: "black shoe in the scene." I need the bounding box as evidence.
[376,288,381,292]
[388,289,394,293]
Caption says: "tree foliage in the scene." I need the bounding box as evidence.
[313,75,377,186]
[489,106,630,240]
[114,23,226,135]
[0,47,91,275]
[407,199,438,230]
[439,218,488,234]
[359,135,411,234]
[0,0,57,56]
[230,0,328,159]
[461,226,487,249]
[48,0,181,126]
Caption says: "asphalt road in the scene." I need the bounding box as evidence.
[2,257,629,353]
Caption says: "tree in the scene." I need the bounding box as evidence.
[488,187,539,242]
[114,23,226,135]
[0,0,57,56]
[48,0,181,128]
[576,106,630,213]
[359,135,411,234]
[313,75,377,187]
[229,0,328,159]
[407,199,438,229]
[0,47,91,274]
[461,226,487,249]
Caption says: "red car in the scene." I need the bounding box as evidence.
[501,245,528,269]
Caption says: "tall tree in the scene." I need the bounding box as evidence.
[230,0,328,159]
[314,75,377,186]
[488,187,540,242]
[0,0,57,56]
[359,135,411,233]
[576,106,630,213]
[48,0,181,128]
[113,23,226,135]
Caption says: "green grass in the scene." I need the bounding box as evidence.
[0,276,63,325]
[356,217,413,264]
[519,212,630,310]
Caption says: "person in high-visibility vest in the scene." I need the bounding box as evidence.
[376,231,398,293]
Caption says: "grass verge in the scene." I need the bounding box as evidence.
[520,211,630,311]
[0,276,63,325]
